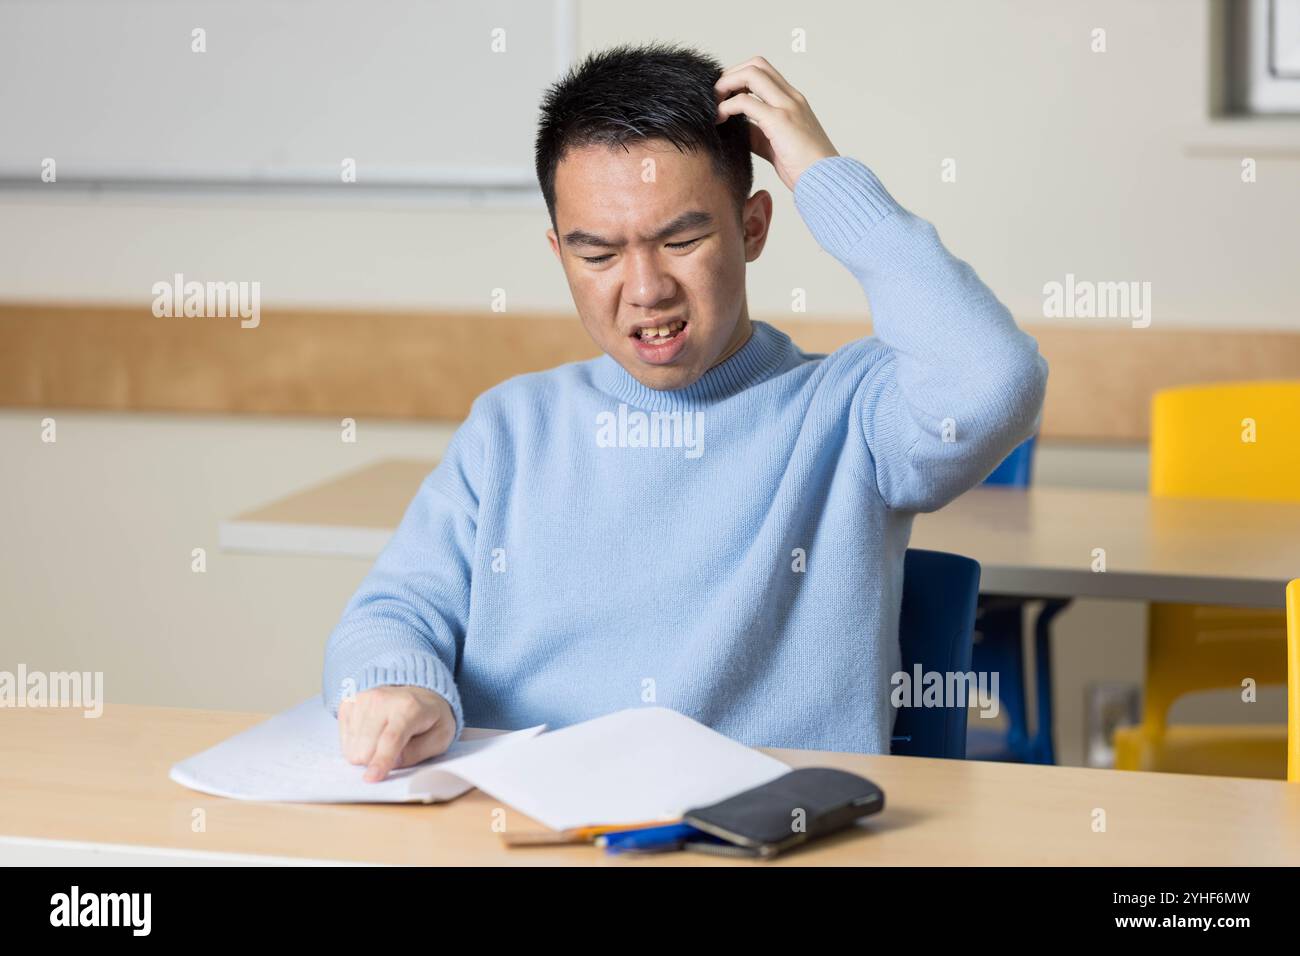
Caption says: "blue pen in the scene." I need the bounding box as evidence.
[597,822,701,854]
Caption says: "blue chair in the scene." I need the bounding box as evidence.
[891,548,982,759]
[967,436,1071,764]
[982,434,1037,486]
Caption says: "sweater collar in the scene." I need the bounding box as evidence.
[590,320,794,411]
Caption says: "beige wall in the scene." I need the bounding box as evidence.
[0,411,455,714]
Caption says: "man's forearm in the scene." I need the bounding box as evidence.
[795,156,1048,509]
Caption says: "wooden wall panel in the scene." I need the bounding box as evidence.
[1,302,1297,441]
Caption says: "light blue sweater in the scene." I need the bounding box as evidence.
[322,156,1048,754]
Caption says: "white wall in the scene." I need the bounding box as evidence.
[0,0,1296,330]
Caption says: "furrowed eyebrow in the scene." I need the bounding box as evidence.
[562,210,715,250]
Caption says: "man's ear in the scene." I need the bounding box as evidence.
[742,190,774,263]
[546,227,561,261]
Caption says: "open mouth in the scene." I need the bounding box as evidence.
[632,318,687,344]
[628,318,690,366]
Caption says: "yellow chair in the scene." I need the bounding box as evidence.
[1114,381,1300,779]
[1288,580,1299,784]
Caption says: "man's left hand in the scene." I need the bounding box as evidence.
[715,56,839,192]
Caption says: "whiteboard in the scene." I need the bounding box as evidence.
[0,0,575,187]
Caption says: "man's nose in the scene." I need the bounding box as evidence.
[621,249,677,310]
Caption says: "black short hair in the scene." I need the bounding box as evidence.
[534,41,754,231]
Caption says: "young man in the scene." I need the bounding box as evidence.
[324,43,1047,782]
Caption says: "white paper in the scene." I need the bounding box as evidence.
[171,700,790,831]
[169,696,545,804]
[435,706,791,831]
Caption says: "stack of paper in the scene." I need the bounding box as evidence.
[170,698,789,830]
[169,697,545,804]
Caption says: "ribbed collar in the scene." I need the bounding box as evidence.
[590,320,794,411]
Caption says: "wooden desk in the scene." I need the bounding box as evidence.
[219,459,431,559]
[221,459,1300,608]
[3,703,1298,865]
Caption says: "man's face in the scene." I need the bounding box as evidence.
[547,139,771,390]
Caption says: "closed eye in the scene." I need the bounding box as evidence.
[580,236,706,265]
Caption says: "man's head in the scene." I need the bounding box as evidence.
[536,42,773,390]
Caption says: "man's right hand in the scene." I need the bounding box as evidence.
[337,685,456,782]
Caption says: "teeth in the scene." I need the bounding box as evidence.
[639,320,684,341]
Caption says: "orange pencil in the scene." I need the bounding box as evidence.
[501,819,682,847]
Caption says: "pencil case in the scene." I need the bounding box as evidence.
[680,767,885,859]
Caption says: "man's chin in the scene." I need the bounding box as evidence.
[612,334,704,391]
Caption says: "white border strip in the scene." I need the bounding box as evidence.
[0,835,377,867]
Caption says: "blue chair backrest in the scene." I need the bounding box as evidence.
[982,435,1037,488]
[891,548,981,759]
